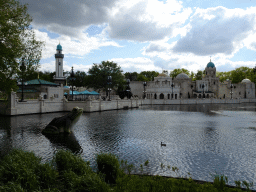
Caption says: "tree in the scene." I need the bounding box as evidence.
[190,71,195,81]
[0,0,44,98]
[195,70,203,80]
[87,61,125,93]
[230,67,252,84]
[216,71,232,83]
[124,72,138,81]
[137,71,159,81]
[170,68,190,79]
[66,70,88,87]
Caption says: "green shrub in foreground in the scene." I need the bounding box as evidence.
[96,153,120,184]
[52,149,91,176]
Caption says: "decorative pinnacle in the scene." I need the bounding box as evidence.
[210,56,211,62]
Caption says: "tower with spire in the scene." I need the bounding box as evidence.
[53,43,66,85]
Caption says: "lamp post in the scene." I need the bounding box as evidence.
[70,66,76,100]
[171,82,174,99]
[143,81,147,99]
[202,84,205,98]
[126,79,131,99]
[19,57,27,102]
[230,84,233,99]
[107,76,112,101]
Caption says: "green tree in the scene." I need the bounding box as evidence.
[137,71,159,81]
[0,0,44,99]
[195,70,203,80]
[230,67,252,84]
[170,68,190,79]
[216,71,232,83]
[190,71,195,81]
[124,72,138,81]
[87,61,125,93]
[67,70,88,87]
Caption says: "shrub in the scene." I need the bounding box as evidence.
[52,149,91,176]
[62,170,109,192]
[96,153,120,184]
[0,149,41,191]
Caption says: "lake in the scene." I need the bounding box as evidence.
[1,103,256,189]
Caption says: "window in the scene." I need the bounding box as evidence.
[214,81,215,85]
[54,94,59,98]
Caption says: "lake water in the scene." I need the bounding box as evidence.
[1,103,256,189]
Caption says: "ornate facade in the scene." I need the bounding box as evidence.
[145,60,255,100]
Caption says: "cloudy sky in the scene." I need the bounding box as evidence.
[19,0,256,74]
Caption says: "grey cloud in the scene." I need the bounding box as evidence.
[173,7,255,56]
[145,43,168,53]
[19,0,118,36]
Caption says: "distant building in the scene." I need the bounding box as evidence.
[130,60,255,99]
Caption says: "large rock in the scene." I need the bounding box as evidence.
[42,107,83,134]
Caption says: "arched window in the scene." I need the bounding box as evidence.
[175,94,177,99]
[154,93,157,99]
[160,93,164,99]
[168,94,170,99]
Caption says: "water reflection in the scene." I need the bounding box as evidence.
[0,103,256,189]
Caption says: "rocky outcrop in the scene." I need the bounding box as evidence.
[42,107,83,134]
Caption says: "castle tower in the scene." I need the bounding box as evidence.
[53,43,66,85]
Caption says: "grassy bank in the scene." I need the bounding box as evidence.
[0,148,254,192]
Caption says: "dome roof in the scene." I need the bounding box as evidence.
[176,73,189,79]
[207,61,215,68]
[57,44,62,50]
[241,78,251,83]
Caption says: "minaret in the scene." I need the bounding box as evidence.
[53,43,66,85]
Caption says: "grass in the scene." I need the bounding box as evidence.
[0,148,254,192]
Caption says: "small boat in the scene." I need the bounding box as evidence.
[161,142,166,147]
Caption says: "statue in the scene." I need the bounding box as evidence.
[42,107,83,134]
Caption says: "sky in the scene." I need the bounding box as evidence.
[18,0,256,75]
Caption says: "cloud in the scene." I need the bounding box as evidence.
[19,0,118,37]
[107,0,192,42]
[34,29,121,60]
[172,6,256,56]
[109,57,162,73]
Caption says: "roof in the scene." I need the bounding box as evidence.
[90,91,99,95]
[176,73,190,79]
[64,91,81,95]
[241,78,251,83]
[207,61,215,68]
[18,79,59,86]
[57,43,62,51]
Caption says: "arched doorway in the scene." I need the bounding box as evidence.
[160,93,164,99]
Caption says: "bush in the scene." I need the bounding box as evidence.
[96,153,120,184]
[52,149,91,176]
[0,149,41,191]
[62,170,109,192]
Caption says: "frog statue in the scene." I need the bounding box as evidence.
[42,107,83,134]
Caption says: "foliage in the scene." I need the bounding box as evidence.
[195,70,204,80]
[137,71,159,81]
[124,72,138,81]
[96,153,121,184]
[87,61,125,93]
[0,0,44,98]
[67,70,89,87]
[170,68,190,78]
[53,149,91,176]
[0,149,57,191]
[230,67,253,84]
[216,71,232,82]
